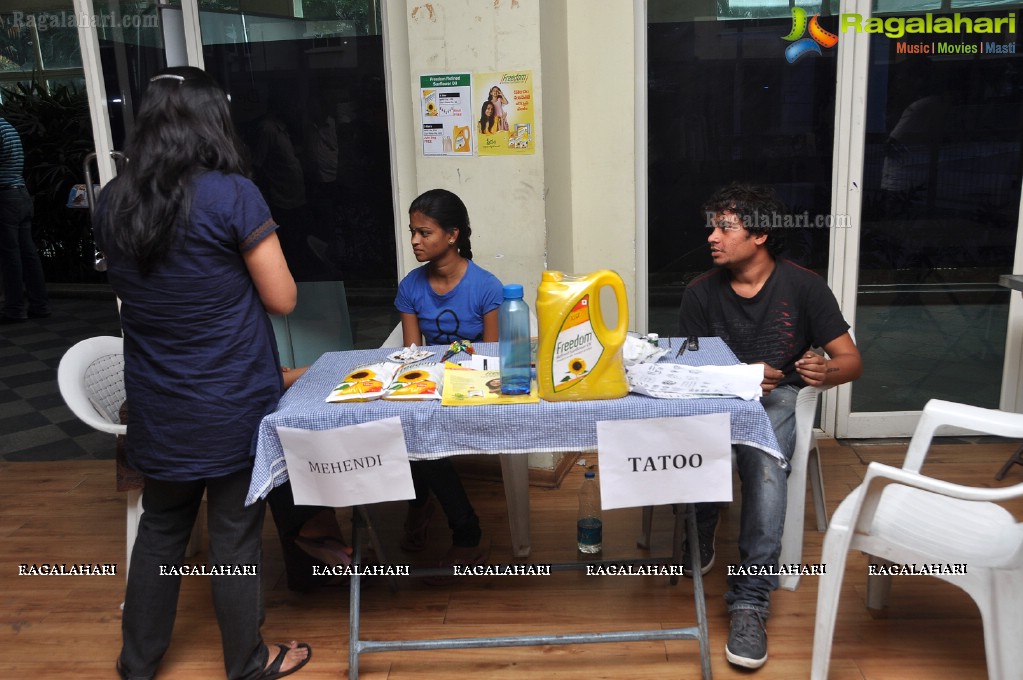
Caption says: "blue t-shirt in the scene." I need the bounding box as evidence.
[96,171,283,480]
[394,260,503,345]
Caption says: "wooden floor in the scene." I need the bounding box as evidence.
[2,438,1021,679]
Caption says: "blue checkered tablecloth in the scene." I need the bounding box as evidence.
[246,337,781,505]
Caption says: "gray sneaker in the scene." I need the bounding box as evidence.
[681,510,718,576]
[726,609,768,669]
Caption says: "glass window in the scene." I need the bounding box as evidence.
[0,12,39,73]
[647,2,838,335]
[37,18,84,70]
[1,6,86,95]
[199,0,395,344]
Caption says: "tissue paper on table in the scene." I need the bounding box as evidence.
[623,335,669,367]
[627,362,764,400]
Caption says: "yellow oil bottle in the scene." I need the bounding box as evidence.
[535,270,629,401]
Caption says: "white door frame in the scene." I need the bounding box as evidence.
[830,1,1023,437]
[828,0,878,438]
[73,0,117,186]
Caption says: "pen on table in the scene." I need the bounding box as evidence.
[677,337,687,358]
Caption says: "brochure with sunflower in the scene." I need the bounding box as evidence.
[326,362,449,403]
[326,362,403,402]
[383,363,444,401]
[440,362,539,406]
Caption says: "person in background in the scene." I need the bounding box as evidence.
[94,66,311,679]
[678,183,861,671]
[394,188,503,581]
[0,117,50,323]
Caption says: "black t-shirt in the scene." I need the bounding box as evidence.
[678,259,850,387]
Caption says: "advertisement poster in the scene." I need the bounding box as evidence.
[420,73,473,156]
[475,70,535,156]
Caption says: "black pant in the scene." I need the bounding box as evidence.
[120,468,269,680]
[409,459,481,547]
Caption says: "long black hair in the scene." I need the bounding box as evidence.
[409,188,474,260]
[99,66,248,274]
[478,100,497,134]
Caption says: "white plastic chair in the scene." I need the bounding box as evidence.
[811,399,1023,680]
[381,321,406,349]
[57,336,137,578]
[638,384,826,590]
[57,336,201,584]
[778,384,827,590]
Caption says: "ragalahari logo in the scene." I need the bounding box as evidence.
[782,7,839,62]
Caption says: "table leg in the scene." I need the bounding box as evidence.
[686,503,713,680]
[498,453,531,557]
[348,514,363,680]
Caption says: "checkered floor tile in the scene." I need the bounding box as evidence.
[1,292,398,462]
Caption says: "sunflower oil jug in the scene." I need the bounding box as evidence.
[536,270,629,401]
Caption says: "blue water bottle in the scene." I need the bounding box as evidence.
[498,284,531,395]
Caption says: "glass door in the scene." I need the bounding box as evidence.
[840,2,1023,437]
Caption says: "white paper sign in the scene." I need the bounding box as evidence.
[596,413,733,510]
[277,417,416,507]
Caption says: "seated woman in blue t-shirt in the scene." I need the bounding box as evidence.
[394,188,504,580]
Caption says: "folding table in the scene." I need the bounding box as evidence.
[246,338,781,679]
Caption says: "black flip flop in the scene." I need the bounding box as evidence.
[260,642,312,679]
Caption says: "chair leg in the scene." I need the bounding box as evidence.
[499,453,531,558]
[994,443,1023,480]
[976,571,1023,679]
[809,445,829,531]
[637,506,654,550]
[810,523,855,680]
[780,449,808,592]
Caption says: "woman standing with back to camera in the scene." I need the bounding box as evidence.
[95,66,310,679]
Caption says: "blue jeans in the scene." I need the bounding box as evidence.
[0,186,49,318]
[697,384,798,616]
[119,468,271,680]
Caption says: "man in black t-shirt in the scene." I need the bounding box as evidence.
[679,184,861,671]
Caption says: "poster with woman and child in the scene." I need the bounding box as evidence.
[475,70,535,156]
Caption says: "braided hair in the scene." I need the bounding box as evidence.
[409,188,474,260]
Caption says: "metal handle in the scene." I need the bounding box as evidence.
[82,150,126,272]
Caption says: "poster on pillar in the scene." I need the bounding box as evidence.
[595,413,733,510]
[420,73,474,156]
[475,70,535,156]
